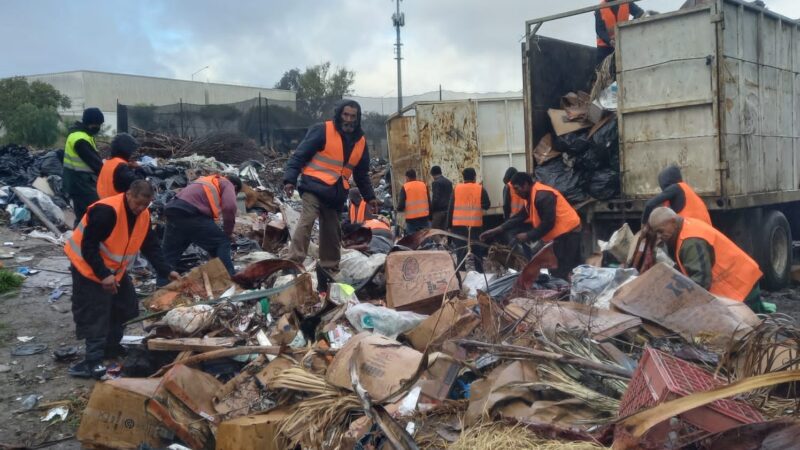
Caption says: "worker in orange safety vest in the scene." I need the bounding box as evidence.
[397,169,431,235]
[96,133,144,199]
[450,167,490,270]
[595,0,644,65]
[641,165,712,226]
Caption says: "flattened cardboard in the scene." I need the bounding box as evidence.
[144,258,233,311]
[216,407,291,450]
[385,250,458,314]
[547,108,592,136]
[415,353,462,403]
[405,299,480,351]
[505,299,641,341]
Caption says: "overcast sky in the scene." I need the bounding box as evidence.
[3,1,799,97]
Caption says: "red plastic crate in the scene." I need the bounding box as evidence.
[619,347,763,443]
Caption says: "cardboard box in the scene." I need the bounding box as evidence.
[547,108,592,136]
[405,299,480,351]
[77,378,165,449]
[416,353,462,402]
[326,332,423,401]
[216,407,291,450]
[385,250,458,313]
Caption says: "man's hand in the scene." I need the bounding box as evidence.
[479,227,502,242]
[368,199,379,213]
[128,161,141,169]
[101,275,119,294]
[283,183,295,198]
[515,232,531,243]
[610,38,616,47]
[168,271,181,282]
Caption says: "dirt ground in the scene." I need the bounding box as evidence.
[0,224,797,448]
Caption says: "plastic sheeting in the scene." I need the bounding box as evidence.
[570,265,638,309]
[534,158,588,204]
[345,303,427,339]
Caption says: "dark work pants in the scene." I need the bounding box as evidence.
[552,231,582,280]
[596,46,614,66]
[70,266,137,363]
[430,211,449,230]
[404,217,430,235]
[71,191,99,228]
[452,225,484,272]
[159,211,235,286]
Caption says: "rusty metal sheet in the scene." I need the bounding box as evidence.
[387,115,419,212]
[417,102,481,189]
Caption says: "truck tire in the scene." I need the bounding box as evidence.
[758,210,791,290]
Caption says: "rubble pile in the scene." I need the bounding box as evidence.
[133,128,270,164]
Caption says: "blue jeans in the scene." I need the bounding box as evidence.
[157,211,235,286]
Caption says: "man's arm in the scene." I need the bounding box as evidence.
[500,209,530,232]
[81,205,116,280]
[629,3,645,18]
[397,186,407,211]
[74,139,103,174]
[140,225,174,278]
[502,185,511,220]
[595,10,613,46]
[526,191,557,242]
[352,142,376,201]
[481,187,491,210]
[219,179,238,236]
[678,238,715,290]
[283,123,325,186]
[112,164,142,194]
[641,184,683,223]
[448,192,455,228]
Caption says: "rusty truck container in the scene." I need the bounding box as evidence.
[523,0,800,288]
[386,98,526,217]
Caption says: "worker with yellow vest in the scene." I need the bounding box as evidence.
[159,173,242,286]
[283,100,377,275]
[397,169,431,235]
[482,172,582,279]
[642,165,712,225]
[64,180,179,379]
[63,107,105,226]
[595,0,644,65]
[450,168,490,269]
[648,207,774,313]
[96,133,144,199]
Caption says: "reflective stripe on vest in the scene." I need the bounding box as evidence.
[302,121,366,190]
[349,201,367,224]
[507,181,526,216]
[193,175,222,219]
[529,182,581,242]
[597,1,630,47]
[97,157,127,199]
[452,183,484,227]
[676,218,762,301]
[675,182,712,225]
[63,193,150,283]
[403,180,430,219]
[64,131,98,173]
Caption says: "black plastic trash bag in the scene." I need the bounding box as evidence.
[587,169,620,200]
[534,158,588,204]
[554,131,591,156]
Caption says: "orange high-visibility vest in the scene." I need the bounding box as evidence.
[529,182,581,242]
[507,181,526,217]
[193,175,223,220]
[302,121,366,190]
[675,182,711,225]
[452,183,484,227]
[64,193,150,283]
[97,157,127,199]
[597,1,630,47]
[364,218,390,231]
[403,180,430,220]
[676,218,762,301]
[349,201,367,224]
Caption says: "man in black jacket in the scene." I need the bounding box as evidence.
[63,108,105,226]
[429,165,452,230]
[283,100,376,273]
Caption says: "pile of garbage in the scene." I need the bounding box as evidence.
[73,215,800,449]
[534,81,621,204]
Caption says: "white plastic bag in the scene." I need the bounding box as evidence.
[163,304,215,335]
[14,187,66,228]
[461,271,496,298]
[345,303,428,339]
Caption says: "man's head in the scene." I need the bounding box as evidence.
[648,206,682,247]
[405,169,417,181]
[349,187,362,203]
[125,180,154,215]
[658,165,683,191]
[82,108,105,135]
[110,133,139,160]
[334,100,361,134]
[430,165,442,177]
[510,171,534,200]
[462,168,477,182]
[225,175,243,193]
[503,167,518,184]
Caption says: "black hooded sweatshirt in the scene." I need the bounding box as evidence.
[283,100,375,207]
[641,165,686,223]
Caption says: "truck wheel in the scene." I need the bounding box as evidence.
[758,210,791,290]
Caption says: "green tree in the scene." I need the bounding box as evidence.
[0,77,71,147]
[275,62,355,120]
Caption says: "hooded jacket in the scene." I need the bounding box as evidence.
[283,100,375,207]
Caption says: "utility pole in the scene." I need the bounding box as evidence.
[392,0,405,113]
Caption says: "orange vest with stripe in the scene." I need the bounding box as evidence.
[364,218,390,231]
[403,180,430,220]
[452,183,484,227]
[529,182,581,242]
[597,1,630,47]
[302,121,366,190]
[64,193,150,283]
[349,201,367,224]
[193,175,223,219]
[97,157,127,199]
[676,218,762,301]
[674,182,711,225]
[507,181,526,217]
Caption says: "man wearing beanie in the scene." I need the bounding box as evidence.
[63,107,105,226]
[96,133,144,199]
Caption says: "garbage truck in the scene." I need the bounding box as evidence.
[521,0,800,289]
